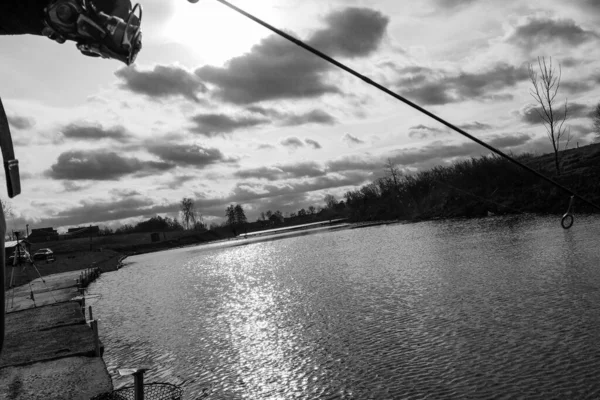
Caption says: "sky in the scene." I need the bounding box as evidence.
[1,0,600,233]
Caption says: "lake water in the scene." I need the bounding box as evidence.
[88,215,600,399]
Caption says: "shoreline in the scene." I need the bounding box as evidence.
[120,211,589,258]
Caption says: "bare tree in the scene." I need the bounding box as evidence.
[384,158,401,188]
[593,101,600,142]
[180,197,197,230]
[528,57,571,175]
[324,194,338,209]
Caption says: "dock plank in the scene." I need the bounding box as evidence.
[0,356,113,400]
[0,324,97,368]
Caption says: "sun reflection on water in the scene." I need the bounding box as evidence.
[91,215,600,399]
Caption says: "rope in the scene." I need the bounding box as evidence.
[211,0,600,213]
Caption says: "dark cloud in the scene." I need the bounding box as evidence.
[196,35,338,104]
[434,0,477,9]
[308,7,389,58]
[7,114,35,130]
[520,102,591,124]
[34,198,178,228]
[147,143,236,168]
[189,113,268,136]
[195,7,388,104]
[161,175,197,190]
[508,18,599,50]
[457,122,493,131]
[60,122,131,142]
[389,134,532,167]
[47,150,175,180]
[62,181,90,192]
[488,133,532,148]
[115,65,207,102]
[281,137,305,149]
[409,124,447,139]
[246,106,278,116]
[562,72,600,93]
[257,143,276,150]
[326,155,382,173]
[283,110,336,126]
[246,107,336,127]
[577,0,600,14]
[234,161,326,181]
[343,133,365,145]
[305,138,322,149]
[110,188,141,197]
[396,63,528,105]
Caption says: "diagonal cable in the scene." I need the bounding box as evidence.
[210,0,600,212]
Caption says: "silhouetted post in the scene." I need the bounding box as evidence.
[91,320,101,357]
[133,370,145,400]
[88,305,93,321]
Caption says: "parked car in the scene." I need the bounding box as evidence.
[8,248,31,265]
[33,248,55,262]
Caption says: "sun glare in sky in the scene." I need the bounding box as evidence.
[164,0,283,64]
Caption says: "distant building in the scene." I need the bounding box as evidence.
[28,227,59,243]
[63,226,100,239]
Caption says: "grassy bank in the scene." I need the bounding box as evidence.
[4,249,122,289]
[345,143,600,222]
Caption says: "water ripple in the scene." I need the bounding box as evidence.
[87,215,600,399]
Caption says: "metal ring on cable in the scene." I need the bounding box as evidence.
[561,213,574,229]
[561,195,575,230]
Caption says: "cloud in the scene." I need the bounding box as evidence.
[195,172,372,216]
[560,80,596,94]
[245,106,336,127]
[283,110,336,126]
[147,143,237,168]
[519,102,591,124]
[507,18,599,50]
[62,181,90,192]
[234,161,326,181]
[60,122,131,142]
[47,150,175,180]
[488,133,532,148]
[161,175,197,190]
[115,65,207,102]
[343,133,365,145]
[433,0,477,9]
[326,155,382,173]
[35,197,178,228]
[396,63,528,105]
[195,7,388,104]
[409,124,447,139]
[280,137,305,149]
[189,113,267,136]
[457,122,493,131]
[196,35,338,104]
[305,138,322,149]
[308,7,389,58]
[7,114,35,130]
[389,134,533,167]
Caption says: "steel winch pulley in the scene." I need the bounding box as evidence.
[43,0,143,65]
